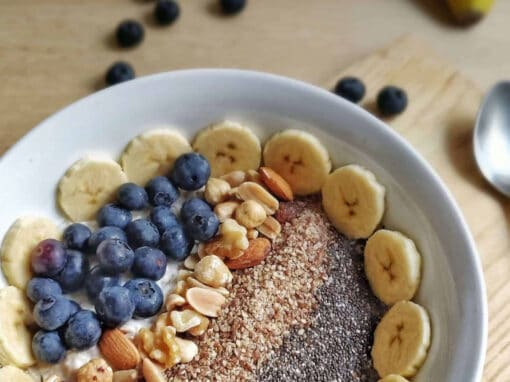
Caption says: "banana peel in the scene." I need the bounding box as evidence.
[447,0,495,24]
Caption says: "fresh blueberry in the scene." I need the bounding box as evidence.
[150,205,179,234]
[159,224,192,261]
[53,250,89,293]
[64,310,102,350]
[32,330,66,364]
[88,226,127,253]
[33,296,73,331]
[124,279,163,318]
[68,300,81,317]
[97,239,134,273]
[26,277,62,303]
[95,286,135,328]
[105,61,135,86]
[377,86,408,116]
[117,182,149,210]
[180,198,219,241]
[334,77,366,103]
[132,247,167,280]
[170,153,210,191]
[116,20,144,48]
[31,239,67,277]
[125,219,160,249]
[85,266,120,301]
[97,204,132,229]
[63,223,91,250]
[145,176,179,207]
[220,0,246,14]
[155,0,180,25]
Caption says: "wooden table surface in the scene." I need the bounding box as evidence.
[1,1,509,381]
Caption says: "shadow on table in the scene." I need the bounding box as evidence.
[409,0,453,26]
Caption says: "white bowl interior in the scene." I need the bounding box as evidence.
[0,70,486,381]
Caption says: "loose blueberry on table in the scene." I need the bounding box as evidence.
[377,85,408,116]
[105,61,135,86]
[334,76,366,103]
[116,20,144,48]
[155,0,180,25]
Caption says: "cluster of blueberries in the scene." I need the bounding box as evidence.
[28,152,219,364]
[106,0,247,86]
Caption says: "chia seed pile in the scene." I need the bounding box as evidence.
[167,197,386,381]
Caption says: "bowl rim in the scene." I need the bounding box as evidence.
[0,69,488,381]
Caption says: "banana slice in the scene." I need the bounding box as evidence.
[263,129,331,195]
[365,229,421,305]
[1,216,60,289]
[0,286,36,368]
[321,164,385,239]
[192,121,261,177]
[378,375,410,382]
[58,157,128,222]
[121,128,192,186]
[372,300,431,378]
[0,365,34,381]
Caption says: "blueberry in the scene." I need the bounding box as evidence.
[220,0,246,14]
[155,0,180,25]
[150,205,179,234]
[124,279,163,318]
[95,286,135,328]
[159,224,192,261]
[145,176,179,207]
[31,239,67,277]
[26,277,62,303]
[88,226,127,253]
[105,61,135,86]
[68,300,81,317]
[85,266,120,301]
[32,330,66,364]
[53,250,89,293]
[116,20,144,48]
[132,247,167,280]
[118,183,149,210]
[334,77,366,103]
[64,310,102,350]
[376,86,408,116]
[180,198,219,241]
[125,219,160,249]
[63,223,91,250]
[97,204,132,229]
[97,238,135,274]
[33,296,73,331]
[170,153,211,191]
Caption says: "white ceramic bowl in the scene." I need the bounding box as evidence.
[0,70,486,381]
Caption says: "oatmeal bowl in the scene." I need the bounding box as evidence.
[0,69,486,382]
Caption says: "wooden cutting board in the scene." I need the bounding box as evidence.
[326,35,506,382]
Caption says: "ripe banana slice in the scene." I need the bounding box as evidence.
[1,216,60,289]
[378,375,409,382]
[263,129,331,195]
[58,157,128,222]
[192,121,261,177]
[372,301,431,378]
[0,286,36,368]
[0,365,34,381]
[321,164,385,239]
[364,230,421,305]
[121,128,192,186]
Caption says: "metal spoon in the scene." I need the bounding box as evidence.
[474,81,510,196]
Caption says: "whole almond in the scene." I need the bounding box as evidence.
[259,166,294,201]
[235,182,279,215]
[99,329,140,370]
[225,237,271,270]
[186,287,226,317]
[113,369,137,382]
[142,358,166,382]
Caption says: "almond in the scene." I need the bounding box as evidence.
[186,287,226,317]
[99,329,140,370]
[225,237,271,270]
[259,166,294,201]
[142,358,166,382]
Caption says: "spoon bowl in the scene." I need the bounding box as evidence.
[474,81,510,196]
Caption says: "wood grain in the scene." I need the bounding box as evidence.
[329,35,507,382]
